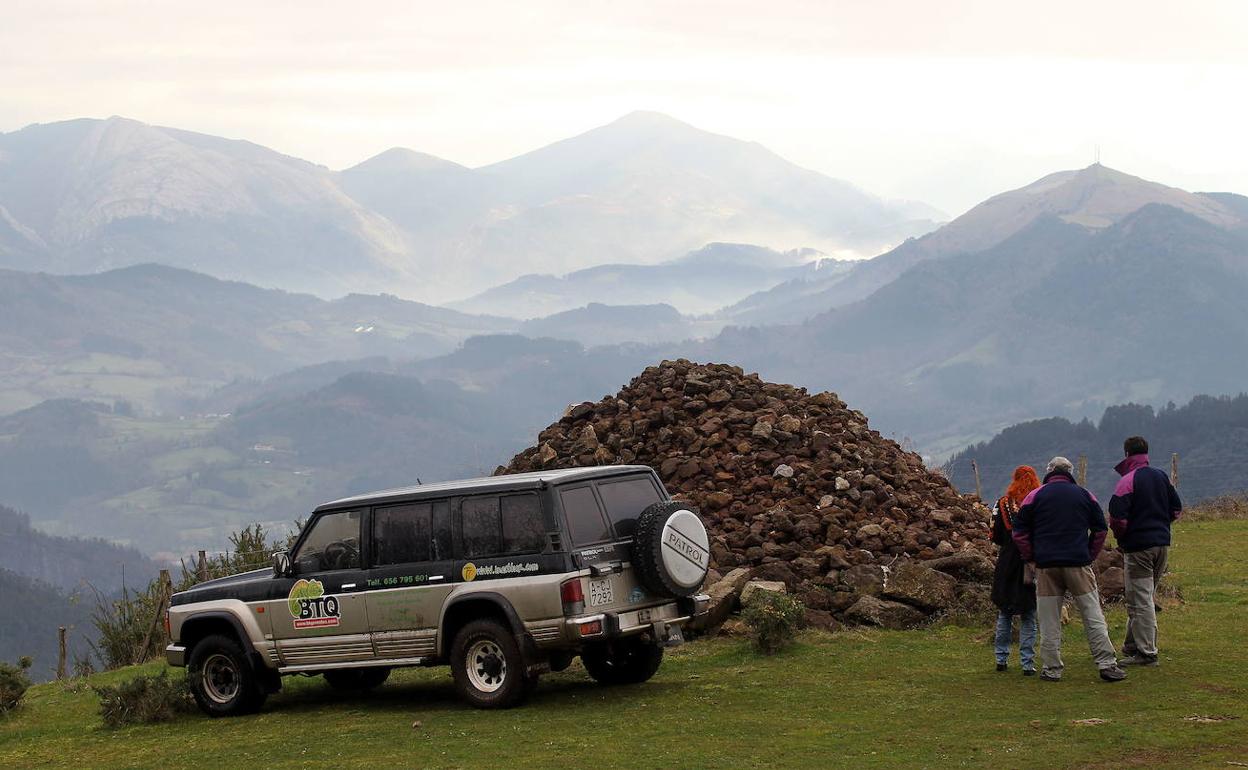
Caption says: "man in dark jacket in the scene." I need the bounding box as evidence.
[1013,456,1126,682]
[1109,436,1182,666]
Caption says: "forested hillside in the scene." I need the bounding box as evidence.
[0,569,95,681]
[946,394,1248,505]
[0,504,158,591]
[0,504,162,679]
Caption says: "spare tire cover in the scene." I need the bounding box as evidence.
[632,501,710,598]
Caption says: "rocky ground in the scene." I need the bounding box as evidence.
[501,360,1126,630]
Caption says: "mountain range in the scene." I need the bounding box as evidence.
[0,112,940,302]
[450,242,849,318]
[4,106,1248,559]
[704,168,1248,452]
[722,164,1248,325]
[0,264,514,415]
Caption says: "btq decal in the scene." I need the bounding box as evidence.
[287,579,341,629]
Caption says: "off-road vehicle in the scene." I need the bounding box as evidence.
[166,465,710,715]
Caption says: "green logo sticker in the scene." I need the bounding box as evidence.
[287,579,341,629]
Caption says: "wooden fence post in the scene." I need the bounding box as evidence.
[1171,453,1180,487]
[1077,455,1088,486]
[136,569,172,666]
[198,550,208,582]
[971,459,983,500]
[57,627,67,680]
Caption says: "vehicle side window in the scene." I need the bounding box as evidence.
[501,494,544,554]
[596,477,663,538]
[461,496,501,558]
[294,510,362,572]
[431,500,452,561]
[559,486,610,546]
[373,503,432,566]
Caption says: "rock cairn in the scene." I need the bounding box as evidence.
[499,360,999,628]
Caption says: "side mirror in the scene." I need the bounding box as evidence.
[273,550,292,578]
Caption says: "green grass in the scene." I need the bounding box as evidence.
[3,521,1246,769]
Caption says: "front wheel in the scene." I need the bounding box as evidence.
[450,619,530,709]
[187,634,267,717]
[581,637,663,685]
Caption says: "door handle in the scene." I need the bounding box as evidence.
[340,583,357,590]
[589,561,622,577]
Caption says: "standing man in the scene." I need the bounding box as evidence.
[1013,457,1127,683]
[1109,436,1182,666]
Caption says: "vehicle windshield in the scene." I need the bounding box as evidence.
[294,510,362,572]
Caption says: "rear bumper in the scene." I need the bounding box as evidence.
[563,593,709,644]
[165,644,187,667]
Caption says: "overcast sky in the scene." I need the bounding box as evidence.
[3,0,1247,216]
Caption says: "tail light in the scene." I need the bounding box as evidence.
[560,578,585,616]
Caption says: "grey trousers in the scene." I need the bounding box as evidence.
[1123,546,1169,659]
[1036,565,1118,678]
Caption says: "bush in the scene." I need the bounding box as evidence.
[0,656,33,714]
[741,591,806,655]
[93,671,194,728]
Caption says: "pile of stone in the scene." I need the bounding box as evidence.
[500,360,1006,629]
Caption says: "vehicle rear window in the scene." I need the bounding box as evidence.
[461,496,502,558]
[596,476,663,538]
[461,493,545,557]
[559,486,611,546]
[501,494,545,554]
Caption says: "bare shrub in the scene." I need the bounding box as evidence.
[94,671,193,728]
[1184,495,1248,522]
[0,657,33,714]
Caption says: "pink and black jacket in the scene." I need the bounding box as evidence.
[1108,454,1182,553]
[1011,470,1108,568]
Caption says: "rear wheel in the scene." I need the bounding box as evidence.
[188,634,267,717]
[582,637,663,685]
[450,619,530,709]
[324,667,390,692]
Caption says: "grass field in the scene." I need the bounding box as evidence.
[2,520,1246,769]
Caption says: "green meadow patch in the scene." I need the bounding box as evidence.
[2,520,1245,769]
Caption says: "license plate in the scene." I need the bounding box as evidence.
[588,578,614,607]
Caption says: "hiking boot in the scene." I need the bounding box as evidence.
[1099,665,1127,682]
[996,663,1007,672]
[1040,672,1061,682]
[1119,654,1159,667]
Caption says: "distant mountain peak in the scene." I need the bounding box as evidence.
[604,110,697,132]
[346,147,468,174]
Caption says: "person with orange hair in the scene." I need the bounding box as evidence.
[991,465,1041,674]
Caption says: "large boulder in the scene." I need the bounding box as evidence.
[882,562,958,611]
[1097,566,1126,601]
[840,564,886,597]
[922,552,996,583]
[844,595,927,630]
[740,579,787,605]
[691,567,753,630]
